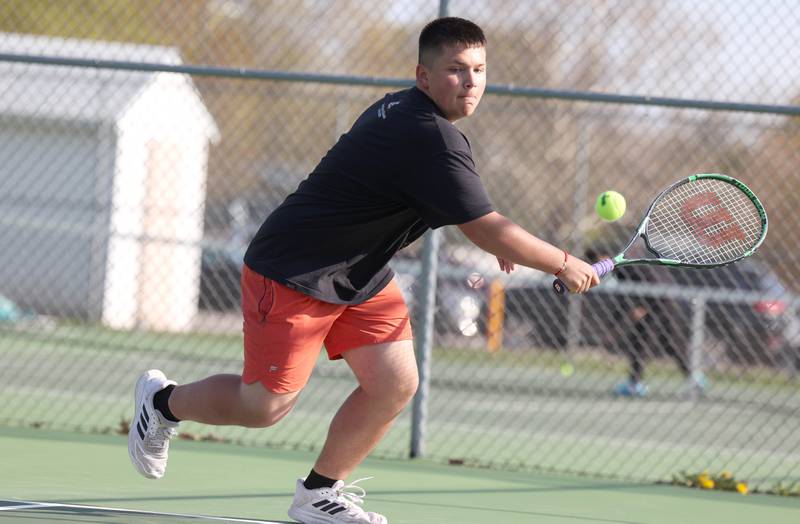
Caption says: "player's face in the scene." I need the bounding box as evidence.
[416,43,486,122]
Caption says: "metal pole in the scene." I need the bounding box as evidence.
[410,229,440,458]
[410,0,449,459]
[566,120,590,349]
[3,53,797,116]
[688,296,706,400]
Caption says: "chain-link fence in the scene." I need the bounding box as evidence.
[0,0,798,492]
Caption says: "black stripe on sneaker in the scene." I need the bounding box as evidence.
[136,422,145,440]
[142,405,150,422]
[328,506,347,515]
[139,413,148,429]
[312,500,331,508]
[320,502,340,512]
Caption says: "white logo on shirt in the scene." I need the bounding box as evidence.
[378,100,400,119]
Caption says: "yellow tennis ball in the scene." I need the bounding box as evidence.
[596,191,626,221]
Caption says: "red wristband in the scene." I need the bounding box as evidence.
[554,251,568,276]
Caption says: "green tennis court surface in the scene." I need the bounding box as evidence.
[1,427,798,524]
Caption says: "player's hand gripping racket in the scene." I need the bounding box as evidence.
[553,174,768,294]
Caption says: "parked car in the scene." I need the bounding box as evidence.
[670,259,800,367]
[390,255,487,339]
[503,257,799,369]
[198,244,244,311]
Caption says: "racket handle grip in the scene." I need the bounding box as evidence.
[552,258,615,295]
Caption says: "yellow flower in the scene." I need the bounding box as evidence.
[700,478,715,489]
[736,483,749,495]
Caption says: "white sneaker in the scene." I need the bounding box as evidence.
[127,369,178,479]
[287,477,387,524]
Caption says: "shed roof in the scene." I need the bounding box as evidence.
[0,33,214,129]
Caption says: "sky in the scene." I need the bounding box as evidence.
[387,0,800,105]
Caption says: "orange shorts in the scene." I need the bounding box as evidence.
[240,264,414,393]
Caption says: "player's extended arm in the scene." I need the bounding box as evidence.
[458,211,598,293]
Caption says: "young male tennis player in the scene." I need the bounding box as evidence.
[128,17,599,523]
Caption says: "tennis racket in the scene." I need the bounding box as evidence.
[553,173,768,295]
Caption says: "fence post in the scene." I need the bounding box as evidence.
[410,229,440,458]
[566,120,590,349]
[410,0,450,459]
[689,295,707,400]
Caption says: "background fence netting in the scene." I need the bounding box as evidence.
[0,0,798,493]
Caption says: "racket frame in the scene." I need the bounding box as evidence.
[553,173,768,294]
[616,173,768,270]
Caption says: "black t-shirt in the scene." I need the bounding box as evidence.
[244,86,493,304]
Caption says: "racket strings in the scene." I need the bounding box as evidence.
[646,179,763,265]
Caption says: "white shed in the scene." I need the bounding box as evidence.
[0,33,219,332]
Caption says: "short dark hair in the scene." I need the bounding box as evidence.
[418,17,486,66]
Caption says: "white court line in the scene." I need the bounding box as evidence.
[0,500,281,523]
[0,502,60,511]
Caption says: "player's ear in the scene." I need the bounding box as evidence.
[415,63,429,89]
